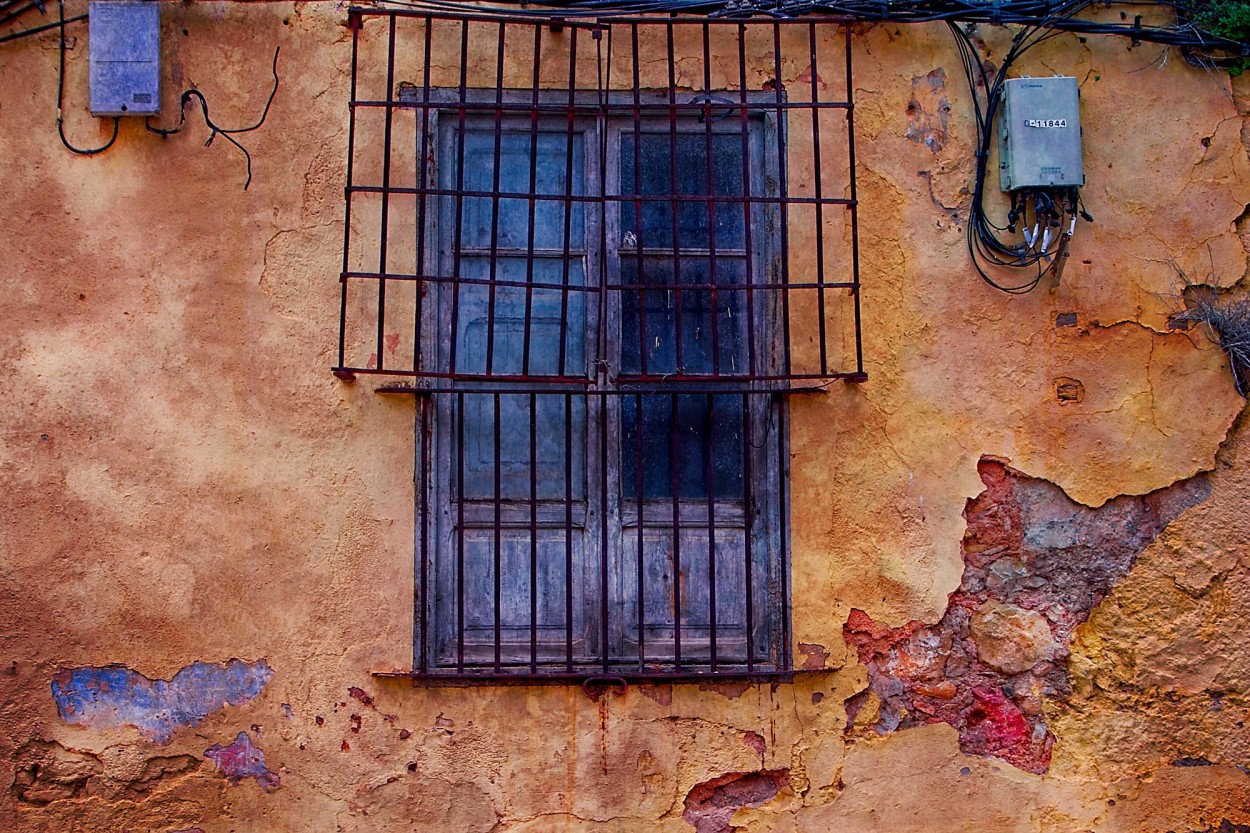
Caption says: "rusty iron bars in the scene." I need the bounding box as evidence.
[337,8,862,681]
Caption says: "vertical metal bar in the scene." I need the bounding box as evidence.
[634,392,645,670]
[418,395,431,674]
[414,17,433,375]
[338,12,360,371]
[701,22,721,378]
[776,394,791,670]
[521,24,542,377]
[485,22,507,376]
[600,391,610,672]
[808,22,829,376]
[448,20,471,375]
[529,392,538,673]
[666,23,684,376]
[558,28,579,378]
[377,14,398,372]
[741,390,754,671]
[705,392,717,671]
[845,24,864,376]
[456,391,466,672]
[772,22,793,378]
[493,392,502,672]
[669,392,682,670]
[631,23,648,378]
[564,391,575,671]
[737,22,757,378]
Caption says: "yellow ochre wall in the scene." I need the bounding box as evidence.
[2,2,1249,830]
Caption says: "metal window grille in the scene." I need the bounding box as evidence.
[336,7,863,682]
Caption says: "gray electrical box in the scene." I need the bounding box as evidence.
[998,76,1084,191]
[88,1,160,117]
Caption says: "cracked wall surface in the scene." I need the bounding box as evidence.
[1,3,1249,831]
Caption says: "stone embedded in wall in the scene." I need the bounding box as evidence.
[682,770,789,833]
[969,601,1056,674]
[50,659,272,743]
[843,458,1211,774]
[204,731,280,792]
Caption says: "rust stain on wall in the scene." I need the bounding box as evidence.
[843,458,1211,773]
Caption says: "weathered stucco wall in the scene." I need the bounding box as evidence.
[1,2,1249,830]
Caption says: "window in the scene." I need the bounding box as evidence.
[336,11,863,682]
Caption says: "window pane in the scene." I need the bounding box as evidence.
[619,256,747,376]
[461,130,585,250]
[454,256,586,377]
[620,132,746,250]
[460,392,586,501]
[619,393,744,500]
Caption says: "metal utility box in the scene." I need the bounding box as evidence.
[998,76,1084,191]
[88,1,160,117]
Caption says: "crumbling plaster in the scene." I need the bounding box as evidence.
[1,2,1248,831]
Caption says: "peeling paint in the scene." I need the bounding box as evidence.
[50,660,272,743]
[843,459,1210,773]
[682,770,789,833]
[204,732,280,792]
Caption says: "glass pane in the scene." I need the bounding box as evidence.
[460,130,585,250]
[460,392,587,501]
[620,393,744,500]
[619,256,747,376]
[620,132,746,250]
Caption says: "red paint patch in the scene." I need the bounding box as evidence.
[683,770,789,833]
[795,64,827,90]
[958,687,1047,772]
[743,731,766,755]
[204,732,279,792]
[348,686,376,709]
[797,642,830,670]
[383,333,400,354]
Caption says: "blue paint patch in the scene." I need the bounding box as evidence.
[51,660,272,743]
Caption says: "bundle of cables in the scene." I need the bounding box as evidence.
[947,17,1095,294]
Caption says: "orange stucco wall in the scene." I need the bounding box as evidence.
[1,3,1249,831]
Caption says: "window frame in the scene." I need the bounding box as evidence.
[412,87,792,679]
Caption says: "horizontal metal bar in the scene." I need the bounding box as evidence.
[346,184,856,207]
[352,99,852,112]
[346,6,854,26]
[342,270,858,292]
[342,271,600,292]
[372,668,818,686]
[364,379,863,394]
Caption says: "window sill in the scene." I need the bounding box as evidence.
[371,668,823,687]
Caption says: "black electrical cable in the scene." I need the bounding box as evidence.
[369,0,1248,60]
[56,0,117,155]
[946,16,1081,294]
[0,11,80,43]
[144,46,281,190]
